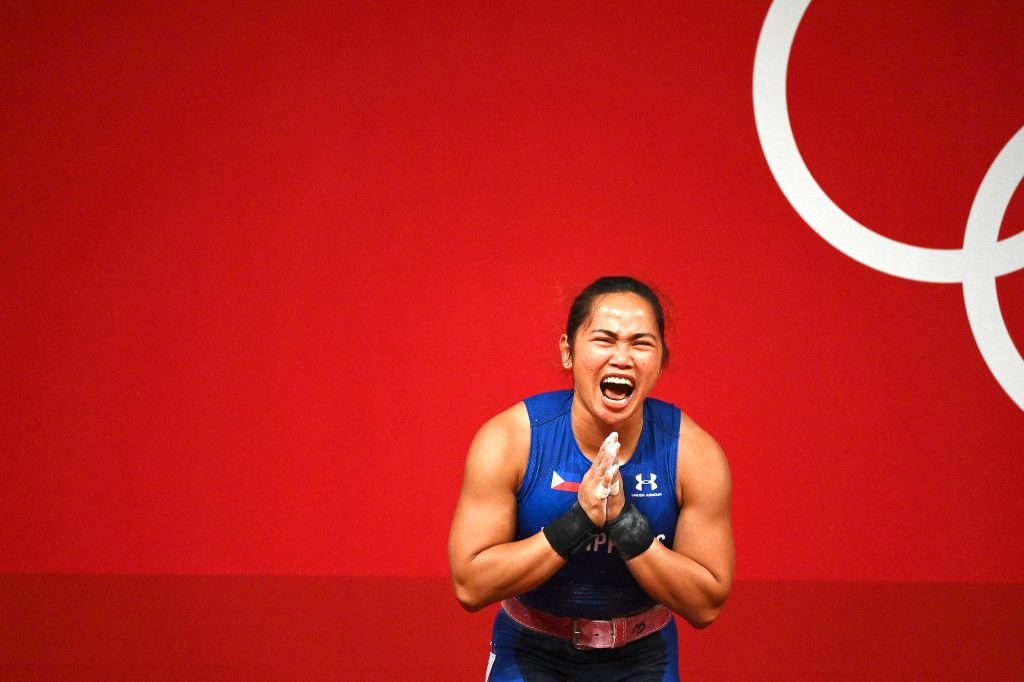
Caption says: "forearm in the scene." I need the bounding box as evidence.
[625,542,731,627]
[451,532,565,612]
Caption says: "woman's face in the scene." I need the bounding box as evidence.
[560,292,664,428]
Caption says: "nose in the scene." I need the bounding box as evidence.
[610,343,632,367]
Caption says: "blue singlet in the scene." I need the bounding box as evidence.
[486,389,683,681]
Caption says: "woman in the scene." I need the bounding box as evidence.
[448,276,734,681]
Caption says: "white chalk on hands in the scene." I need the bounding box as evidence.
[595,433,620,499]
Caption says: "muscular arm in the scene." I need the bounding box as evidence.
[447,404,566,612]
[622,420,734,628]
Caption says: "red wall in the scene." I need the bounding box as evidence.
[3,1,1022,677]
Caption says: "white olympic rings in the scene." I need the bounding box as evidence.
[753,0,1024,411]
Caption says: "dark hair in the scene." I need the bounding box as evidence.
[565,276,669,367]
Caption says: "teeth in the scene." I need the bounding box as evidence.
[603,376,634,388]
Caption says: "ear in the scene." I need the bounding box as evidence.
[559,334,572,369]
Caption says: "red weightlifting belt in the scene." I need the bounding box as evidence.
[500,598,671,650]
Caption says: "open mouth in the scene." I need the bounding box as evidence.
[600,376,635,404]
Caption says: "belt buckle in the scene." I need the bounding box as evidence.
[570,619,585,649]
[571,618,615,650]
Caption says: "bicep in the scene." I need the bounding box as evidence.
[448,407,527,565]
[673,436,734,586]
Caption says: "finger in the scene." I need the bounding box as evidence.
[605,463,619,489]
[601,431,618,453]
[598,432,619,471]
[595,459,616,499]
[607,449,622,496]
[605,440,621,476]
[600,445,618,483]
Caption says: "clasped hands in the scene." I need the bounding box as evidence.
[579,432,625,528]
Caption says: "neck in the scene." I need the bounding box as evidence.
[570,397,644,462]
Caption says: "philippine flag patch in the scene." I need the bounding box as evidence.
[550,471,581,492]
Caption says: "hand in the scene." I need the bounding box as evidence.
[578,432,621,527]
[605,454,625,524]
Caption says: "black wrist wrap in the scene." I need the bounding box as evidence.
[543,502,600,559]
[606,501,655,560]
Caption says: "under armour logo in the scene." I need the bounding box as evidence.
[635,474,657,492]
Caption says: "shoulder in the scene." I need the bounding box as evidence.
[474,401,530,450]
[676,414,731,503]
[465,401,531,489]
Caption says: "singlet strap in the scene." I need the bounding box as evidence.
[643,396,681,439]
[524,389,573,427]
